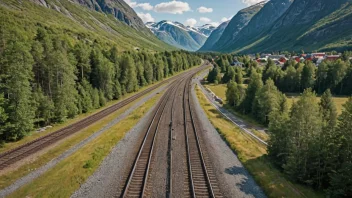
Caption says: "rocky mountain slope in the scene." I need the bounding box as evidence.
[243,0,352,53]
[210,0,292,52]
[198,21,230,51]
[204,0,352,53]
[147,21,214,51]
[2,0,173,51]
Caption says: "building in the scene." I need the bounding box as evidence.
[325,55,341,61]
[231,61,244,67]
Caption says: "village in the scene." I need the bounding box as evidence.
[230,52,352,67]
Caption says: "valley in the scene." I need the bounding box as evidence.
[1,0,352,197]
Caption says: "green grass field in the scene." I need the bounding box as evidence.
[196,86,323,198]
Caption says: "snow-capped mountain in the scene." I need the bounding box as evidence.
[146,21,215,51]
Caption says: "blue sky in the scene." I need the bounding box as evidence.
[124,0,263,27]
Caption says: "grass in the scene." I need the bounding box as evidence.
[7,90,163,198]
[0,97,138,190]
[196,86,324,198]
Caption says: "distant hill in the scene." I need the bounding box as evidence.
[202,0,352,53]
[203,1,268,52]
[198,21,230,52]
[0,0,174,51]
[147,21,215,51]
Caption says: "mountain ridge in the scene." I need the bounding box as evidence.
[147,20,215,51]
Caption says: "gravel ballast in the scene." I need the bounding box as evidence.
[191,78,266,198]
[71,86,167,198]
[0,85,167,198]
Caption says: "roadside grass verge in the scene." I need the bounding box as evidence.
[196,86,323,198]
[0,96,141,190]
[7,90,163,198]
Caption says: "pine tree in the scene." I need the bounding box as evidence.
[235,67,243,84]
[301,61,316,90]
[328,98,352,197]
[241,69,263,114]
[222,66,235,83]
[1,41,35,140]
[284,89,322,184]
[252,79,285,124]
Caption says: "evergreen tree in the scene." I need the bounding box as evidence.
[252,79,285,124]
[235,67,243,84]
[328,98,352,197]
[0,41,35,140]
[241,69,263,114]
[301,61,316,90]
[284,89,322,184]
[222,66,235,83]
[226,81,244,108]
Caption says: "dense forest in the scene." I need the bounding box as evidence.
[207,55,352,197]
[0,25,201,144]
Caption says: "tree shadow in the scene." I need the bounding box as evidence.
[225,165,265,197]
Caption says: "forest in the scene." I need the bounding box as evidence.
[207,54,352,197]
[0,26,201,144]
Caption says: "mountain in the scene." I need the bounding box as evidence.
[211,0,292,52]
[146,21,213,51]
[0,0,174,51]
[198,21,230,51]
[240,0,352,53]
[207,0,352,53]
[189,24,217,37]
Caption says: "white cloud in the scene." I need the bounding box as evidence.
[137,12,155,23]
[135,3,153,11]
[242,0,263,6]
[154,1,191,14]
[185,18,197,27]
[124,1,154,11]
[124,0,137,7]
[197,6,213,13]
[200,17,212,23]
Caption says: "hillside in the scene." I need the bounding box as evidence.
[146,21,212,51]
[198,21,230,52]
[241,0,352,53]
[206,0,352,53]
[207,1,269,52]
[0,0,174,52]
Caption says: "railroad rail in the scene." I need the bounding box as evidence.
[184,75,222,198]
[0,69,194,171]
[121,76,185,197]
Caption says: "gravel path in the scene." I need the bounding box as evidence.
[191,79,266,198]
[0,85,167,198]
[71,86,167,198]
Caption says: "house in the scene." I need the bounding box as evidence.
[279,56,288,63]
[231,61,244,67]
[268,55,287,62]
[325,55,341,61]
[312,52,326,59]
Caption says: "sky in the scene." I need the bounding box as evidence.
[124,0,264,27]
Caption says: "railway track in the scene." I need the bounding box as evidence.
[121,64,222,197]
[0,69,194,171]
[183,76,222,198]
[121,76,185,197]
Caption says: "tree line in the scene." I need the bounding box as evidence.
[0,26,201,144]
[208,54,352,197]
